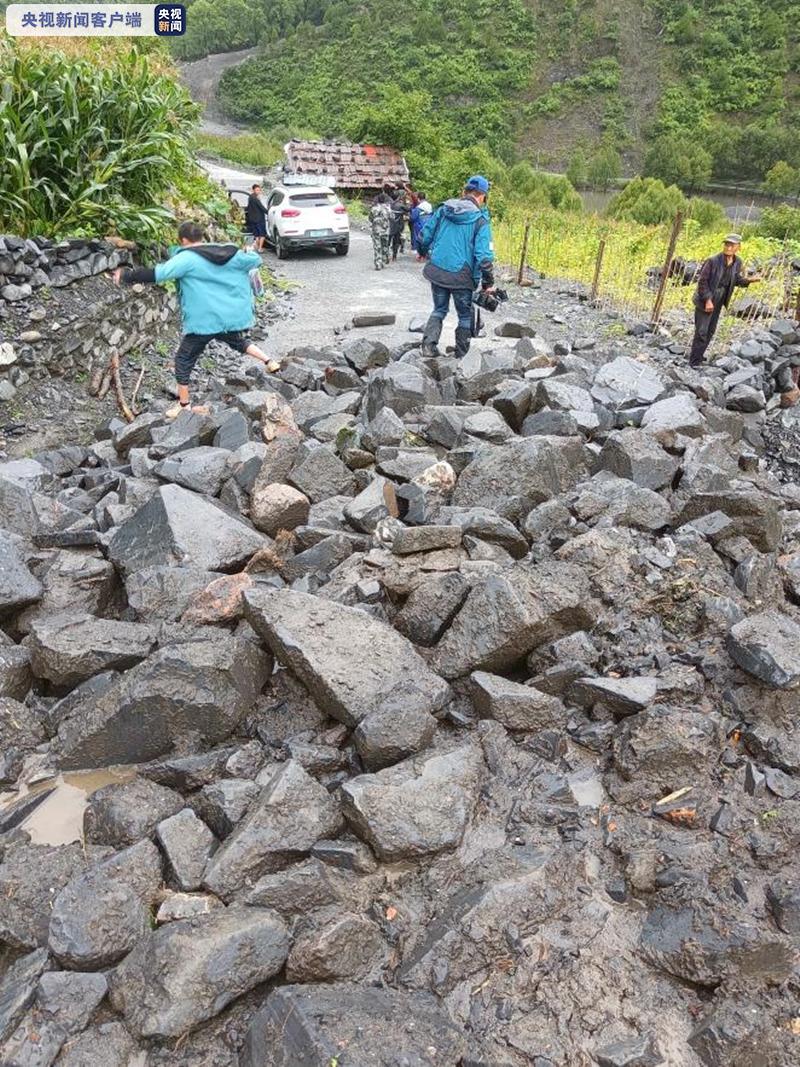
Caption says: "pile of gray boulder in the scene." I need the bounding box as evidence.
[0,310,799,1066]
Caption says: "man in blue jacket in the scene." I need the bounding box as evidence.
[417,175,496,359]
[114,221,277,417]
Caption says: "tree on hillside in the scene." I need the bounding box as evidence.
[763,161,800,201]
[644,133,712,191]
[607,176,686,226]
[566,148,588,189]
[586,143,621,192]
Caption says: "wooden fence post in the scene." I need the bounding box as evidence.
[590,238,606,303]
[517,221,531,286]
[650,211,683,326]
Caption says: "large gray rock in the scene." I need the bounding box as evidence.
[571,675,658,716]
[202,760,343,900]
[57,637,271,769]
[452,436,587,523]
[0,948,50,1045]
[366,362,440,420]
[242,983,468,1067]
[0,697,46,785]
[285,912,383,982]
[471,671,567,731]
[109,905,289,1038]
[49,1021,138,1067]
[192,778,260,839]
[288,445,355,503]
[0,534,42,616]
[341,744,484,861]
[353,705,437,771]
[393,571,470,647]
[438,505,528,558]
[243,587,451,728]
[125,564,218,623]
[84,777,184,847]
[0,842,88,950]
[343,477,398,533]
[153,446,231,496]
[1,971,107,1067]
[0,645,31,701]
[728,611,800,689]
[590,356,667,408]
[48,840,162,970]
[156,808,217,891]
[596,428,679,490]
[676,488,782,552]
[431,562,595,679]
[108,484,268,576]
[14,551,118,635]
[641,394,706,439]
[26,613,157,687]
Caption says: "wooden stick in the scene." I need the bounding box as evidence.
[97,368,112,400]
[590,238,606,303]
[130,364,146,415]
[651,211,683,327]
[110,349,135,423]
[517,221,531,286]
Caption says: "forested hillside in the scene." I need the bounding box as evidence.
[194,0,799,186]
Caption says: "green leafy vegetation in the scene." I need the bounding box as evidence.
[0,38,231,242]
[757,205,800,244]
[607,177,725,228]
[195,131,284,169]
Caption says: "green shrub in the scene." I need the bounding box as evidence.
[686,196,727,231]
[757,204,800,243]
[0,39,200,239]
[607,177,685,226]
[644,133,712,190]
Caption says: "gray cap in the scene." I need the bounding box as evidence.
[724,233,743,244]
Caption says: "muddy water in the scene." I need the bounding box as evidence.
[0,768,134,846]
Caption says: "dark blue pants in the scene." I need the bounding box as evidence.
[430,284,473,330]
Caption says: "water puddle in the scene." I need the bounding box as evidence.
[0,768,135,846]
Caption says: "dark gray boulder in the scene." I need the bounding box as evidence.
[108,484,268,576]
[0,841,88,950]
[202,760,343,900]
[156,808,217,892]
[242,983,468,1067]
[125,564,218,623]
[0,697,45,785]
[84,777,184,847]
[0,971,107,1067]
[108,905,289,1038]
[153,446,231,496]
[728,610,800,688]
[0,534,42,616]
[0,948,50,1045]
[452,436,588,523]
[353,705,437,770]
[393,571,470,647]
[341,743,484,861]
[57,637,271,769]
[431,562,595,679]
[47,840,162,970]
[244,587,451,728]
[26,613,158,687]
[596,428,679,490]
[471,671,567,731]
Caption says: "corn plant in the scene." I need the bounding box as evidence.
[0,38,201,239]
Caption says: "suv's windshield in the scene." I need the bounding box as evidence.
[289,193,338,207]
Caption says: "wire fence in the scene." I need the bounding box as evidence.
[494,207,800,356]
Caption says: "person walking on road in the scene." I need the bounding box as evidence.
[689,233,762,367]
[417,175,495,360]
[369,193,392,270]
[389,193,408,260]
[409,192,432,255]
[245,184,268,252]
[113,221,278,418]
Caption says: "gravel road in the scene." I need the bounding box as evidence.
[199,160,454,359]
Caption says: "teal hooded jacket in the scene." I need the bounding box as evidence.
[151,243,262,335]
[418,196,495,290]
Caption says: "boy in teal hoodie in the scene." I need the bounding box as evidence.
[114,221,278,418]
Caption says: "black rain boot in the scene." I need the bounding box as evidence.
[454,326,471,359]
[421,315,443,358]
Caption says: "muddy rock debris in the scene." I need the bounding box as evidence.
[0,291,799,1066]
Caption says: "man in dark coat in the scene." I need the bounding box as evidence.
[689,233,761,366]
[245,184,268,252]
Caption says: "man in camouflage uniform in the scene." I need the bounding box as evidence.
[369,193,392,270]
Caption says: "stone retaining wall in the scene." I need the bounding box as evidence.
[0,235,177,402]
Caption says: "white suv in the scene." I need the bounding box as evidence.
[265,184,350,258]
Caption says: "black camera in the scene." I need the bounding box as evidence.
[473,287,508,312]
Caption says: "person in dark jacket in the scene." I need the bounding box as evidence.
[417,175,495,359]
[245,184,268,252]
[389,194,408,260]
[689,234,762,366]
[113,221,278,418]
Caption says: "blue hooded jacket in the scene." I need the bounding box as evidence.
[153,243,262,335]
[418,195,494,290]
